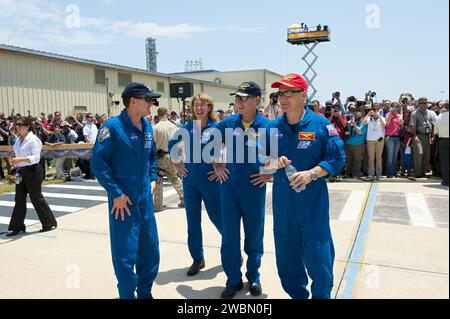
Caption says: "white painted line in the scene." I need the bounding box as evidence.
[41,192,108,201]
[405,193,436,228]
[44,184,105,191]
[0,201,83,213]
[339,190,367,221]
[0,216,39,226]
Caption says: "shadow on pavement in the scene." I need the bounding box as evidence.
[155,265,223,285]
[423,184,449,190]
[176,284,269,299]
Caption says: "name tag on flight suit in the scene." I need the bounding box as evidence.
[298,132,315,149]
[246,133,258,147]
[201,132,211,144]
[144,133,153,149]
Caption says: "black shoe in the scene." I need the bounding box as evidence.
[187,259,205,277]
[6,229,25,237]
[249,282,262,296]
[40,225,57,233]
[221,280,243,299]
[442,182,449,186]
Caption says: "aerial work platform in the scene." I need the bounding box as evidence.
[287,23,331,100]
[287,23,331,45]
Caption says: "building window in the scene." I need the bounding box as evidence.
[95,69,106,85]
[156,81,165,93]
[118,73,132,87]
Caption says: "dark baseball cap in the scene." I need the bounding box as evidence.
[122,82,161,99]
[230,82,262,97]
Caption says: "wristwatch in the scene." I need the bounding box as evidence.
[309,169,319,181]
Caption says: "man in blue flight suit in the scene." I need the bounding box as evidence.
[91,82,160,299]
[262,73,345,299]
[212,82,272,299]
[167,93,223,277]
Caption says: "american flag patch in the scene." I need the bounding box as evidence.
[326,124,339,136]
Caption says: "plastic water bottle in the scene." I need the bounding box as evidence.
[284,165,306,192]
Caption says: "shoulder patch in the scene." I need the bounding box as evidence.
[326,124,339,137]
[98,127,111,143]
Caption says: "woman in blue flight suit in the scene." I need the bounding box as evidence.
[91,83,160,299]
[168,93,223,277]
[262,74,345,299]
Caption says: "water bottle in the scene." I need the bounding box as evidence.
[284,165,305,192]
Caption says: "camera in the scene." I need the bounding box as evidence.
[348,96,356,102]
[152,99,160,107]
[346,114,354,121]
[370,92,377,98]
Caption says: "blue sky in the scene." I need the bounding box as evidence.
[0,0,448,101]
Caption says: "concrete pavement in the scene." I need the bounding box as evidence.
[0,180,448,299]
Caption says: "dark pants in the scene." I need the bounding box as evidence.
[77,159,94,179]
[439,138,449,185]
[8,164,57,231]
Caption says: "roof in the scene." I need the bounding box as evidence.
[172,68,284,77]
[0,44,237,89]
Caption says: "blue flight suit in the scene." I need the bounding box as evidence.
[167,119,223,262]
[265,108,345,299]
[91,110,160,299]
[215,112,270,287]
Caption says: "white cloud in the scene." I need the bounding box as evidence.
[0,0,264,51]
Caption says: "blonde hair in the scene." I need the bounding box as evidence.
[191,93,218,122]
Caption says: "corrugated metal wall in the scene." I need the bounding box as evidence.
[0,49,236,118]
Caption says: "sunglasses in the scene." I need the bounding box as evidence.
[133,96,153,103]
[235,95,255,102]
[277,90,304,98]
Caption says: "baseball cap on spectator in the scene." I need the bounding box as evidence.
[217,109,224,113]
[230,82,262,97]
[325,100,334,107]
[348,103,357,110]
[122,82,161,99]
[271,73,308,92]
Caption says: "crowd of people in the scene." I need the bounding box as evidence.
[1,90,448,186]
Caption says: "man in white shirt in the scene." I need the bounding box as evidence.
[435,100,449,186]
[81,113,98,179]
[363,108,386,179]
[83,113,98,143]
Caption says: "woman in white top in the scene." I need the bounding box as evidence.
[6,117,57,237]
[363,109,386,179]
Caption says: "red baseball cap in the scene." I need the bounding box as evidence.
[271,73,308,91]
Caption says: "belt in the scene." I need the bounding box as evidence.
[417,132,430,135]
[18,164,39,173]
[387,135,399,138]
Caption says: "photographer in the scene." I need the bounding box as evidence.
[45,124,66,180]
[365,91,377,108]
[385,103,404,178]
[263,92,282,120]
[363,107,386,179]
[328,101,348,140]
[409,97,435,178]
[0,118,10,179]
[331,92,346,115]
[344,109,367,178]
[399,93,416,113]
